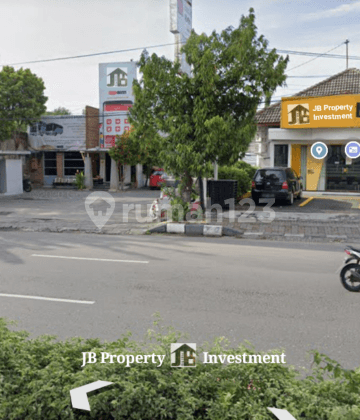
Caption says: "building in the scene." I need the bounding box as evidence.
[255,68,360,191]
[0,133,31,195]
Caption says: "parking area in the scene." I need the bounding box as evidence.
[236,194,360,213]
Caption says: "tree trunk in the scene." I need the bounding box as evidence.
[198,175,205,213]
[181,171,193,203]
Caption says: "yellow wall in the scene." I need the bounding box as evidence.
[306,147,323,191]
[291,145,301,176]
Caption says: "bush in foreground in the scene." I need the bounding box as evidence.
[1,318,360,419]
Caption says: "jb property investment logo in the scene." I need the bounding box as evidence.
[170,343,196,367]
[287,103,310,126]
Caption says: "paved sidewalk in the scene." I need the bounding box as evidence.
[0,188,158,235]
[1,189,360,243]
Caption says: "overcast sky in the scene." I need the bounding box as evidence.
[0,0,359,114]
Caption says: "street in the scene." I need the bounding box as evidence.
[0,231,358,370]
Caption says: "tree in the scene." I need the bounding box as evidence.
[45,106,71,115]
[108,130,141,190]
[130,9,288,202]
[0,66,47,145]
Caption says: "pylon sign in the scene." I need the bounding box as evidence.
[170,0,192,75]
[99,62,137,148]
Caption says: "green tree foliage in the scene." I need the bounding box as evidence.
[1,317,360,419]
[108,130,141,189]
[130,9,288,201]
[0,66,47,142]
[45,106,72,115]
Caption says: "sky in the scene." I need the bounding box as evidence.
[0,0,359,114]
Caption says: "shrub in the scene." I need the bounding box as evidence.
[233,160,258,179]
[1,318,360,419]
[73,171,85,190]
[218,166,251,197]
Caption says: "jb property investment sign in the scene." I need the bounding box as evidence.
[281,94,360,129]
[99,62,137,149]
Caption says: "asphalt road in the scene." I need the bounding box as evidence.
[0,231,359,370]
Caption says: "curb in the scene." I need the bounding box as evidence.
[147,223,242,237]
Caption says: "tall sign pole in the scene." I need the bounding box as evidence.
[170,0,192,75]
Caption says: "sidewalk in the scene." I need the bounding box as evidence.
[0,189,158,235]
[1,189,360,243]
[218,192,360,242]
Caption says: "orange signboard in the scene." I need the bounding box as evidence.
[281,94,360,129]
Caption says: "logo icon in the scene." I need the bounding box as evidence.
[107,67,128,87]
[170,343,196,367]
[85,192,115,229]
[287,104,310,125]
[345,141,360,159]
[311,142,328,159]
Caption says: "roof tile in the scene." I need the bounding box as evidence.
[256,68,360,125]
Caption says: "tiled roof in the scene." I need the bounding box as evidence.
[256,68,360,125]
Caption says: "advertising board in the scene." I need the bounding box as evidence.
[28,116,86,150]
[170,0,192,75]
[99,62,137,148]
[281,94,360,129]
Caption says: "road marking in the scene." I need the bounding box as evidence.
[0,293,94,304]
[32,254,149,264]
[299,197,313,207]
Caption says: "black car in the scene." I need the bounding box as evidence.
[251,167,303,205]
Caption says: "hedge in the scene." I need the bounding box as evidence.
[1,318,360,419]
[218,167,251,197]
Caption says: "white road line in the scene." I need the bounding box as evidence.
[0,293,94,305]
[32,254,149,264]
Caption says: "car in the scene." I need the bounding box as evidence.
[149,170,166,189]
[149,170,178,189]
[251,167,303,205]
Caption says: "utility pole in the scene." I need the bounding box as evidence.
[345,39,349,69]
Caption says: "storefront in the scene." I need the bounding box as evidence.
[268,127,360,191]
[255,68,360,191]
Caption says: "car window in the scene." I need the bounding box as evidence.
[153,171,163,176]
[255,169,285,182]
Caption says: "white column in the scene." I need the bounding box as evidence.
[214,162,218,180]
[84,153,93,189]
[124,165,131,184]
[110,158,119,191]
[100,152,106,180]
[203,178,207,209]
[136,164,143,188]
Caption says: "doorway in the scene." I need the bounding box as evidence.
[326,145,360,191]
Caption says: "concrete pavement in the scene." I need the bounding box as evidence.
[0,231,358,370]
[0,188,158,234]
[2,188,360,242]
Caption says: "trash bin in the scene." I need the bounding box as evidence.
[207,180,238,209]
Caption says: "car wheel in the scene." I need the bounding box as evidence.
[251,194,259,205]
[287,191,294,205]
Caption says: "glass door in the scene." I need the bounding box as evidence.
[326,145,360,191]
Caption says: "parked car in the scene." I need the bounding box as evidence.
[149,170,166,189]
[251,167,303,205]
[149,170,177,189]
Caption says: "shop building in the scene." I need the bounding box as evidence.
[255,68,360,191]
[26,106,144,189]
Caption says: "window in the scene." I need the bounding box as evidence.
[274,145,288,167]
[64,152,84,176]
[255,169,285,183]
[44,152,57,176]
